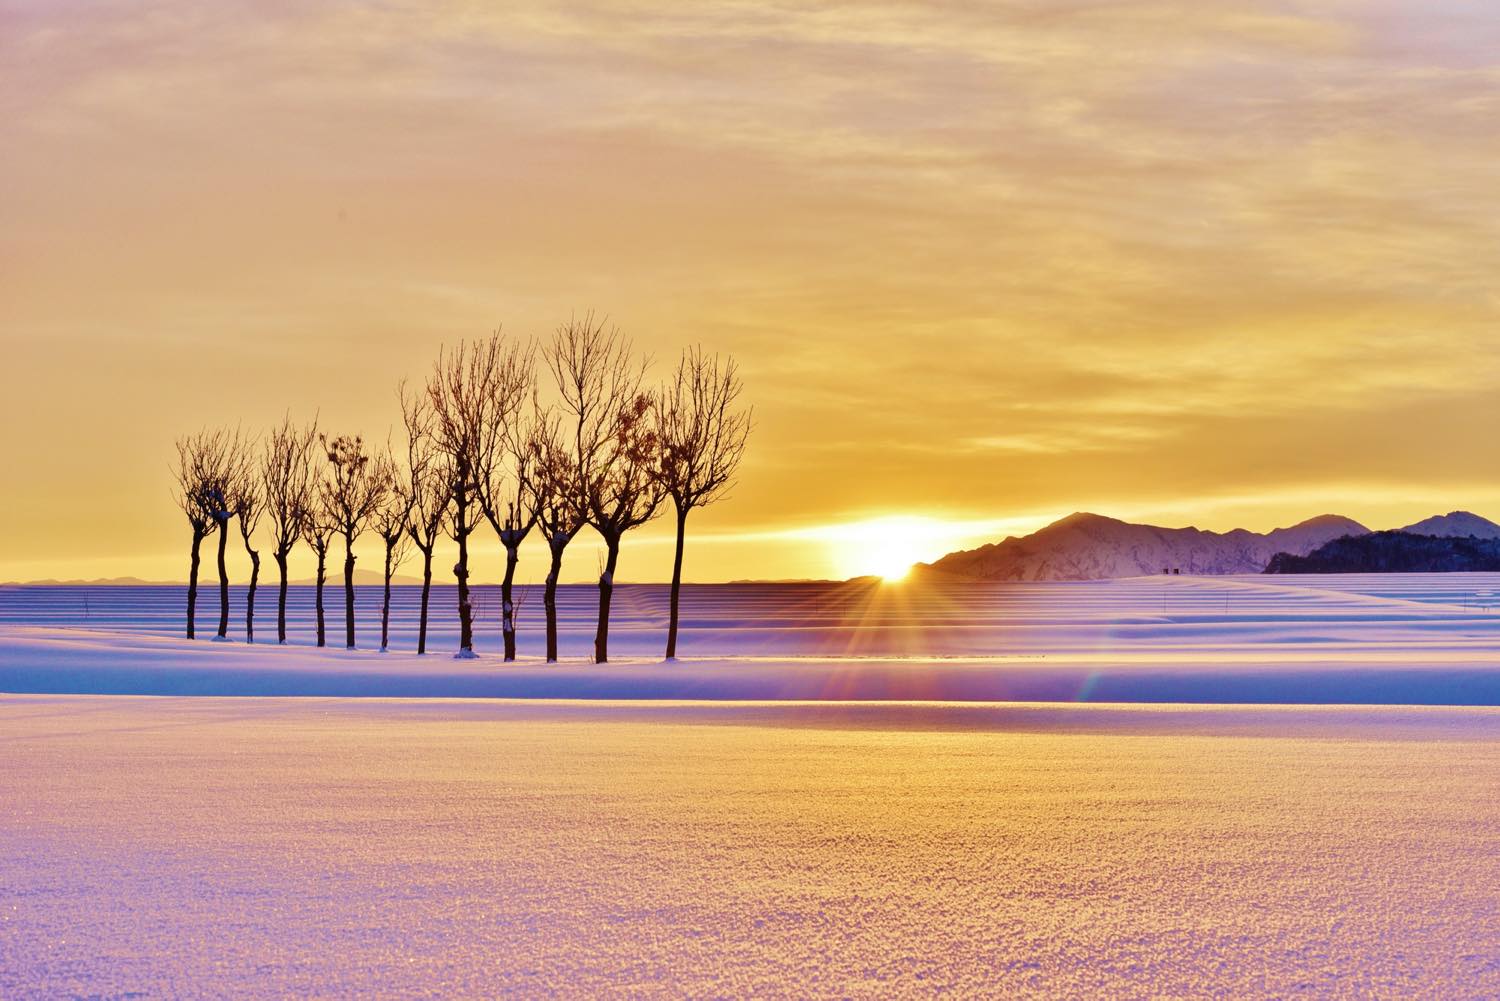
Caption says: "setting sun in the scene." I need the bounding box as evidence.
[822,516,977,581]
[864,544,918,582]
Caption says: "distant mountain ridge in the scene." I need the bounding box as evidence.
[1397,511,1500,539]
[926,509,1500,581]
[0,577,175,587]
[7,571,439,587]
[924,512,1369,581]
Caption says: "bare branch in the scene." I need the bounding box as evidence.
[399,381,445,555]
[372,441,414,569]
[261,413,320,559]
[320,433,391,546]
[656,346,752,514]
[531,401,589,551]
[477,343,541,548]
[543,313,662,544]
[173,427,235,537]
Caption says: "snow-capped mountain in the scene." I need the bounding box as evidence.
[923,512,1370,581]
[1397,511,1500,539]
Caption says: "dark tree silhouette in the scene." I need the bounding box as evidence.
[261,414,319,644]
[585,393,662,663]
[425,336,513,658]
[546,315,662,663]
[320,434,391,650]
[530,407,586,663]
[172,429,232,640]
[400,382,446,655]
[476,348,538,662]
[372,446,412,653]
[301,497,336,649]
[230,445,265,644]
[210,428,249,641]
[655,348,751,659]
[483,413,544,660]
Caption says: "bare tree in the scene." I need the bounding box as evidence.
[320,433,391,650]
[202,426,252,639]
[546,314,661,663]
[261,414,319,644]
[400,382,446,655]
[586,393,663,662]
[372,446,412,653]
[209,427,250,641]
[301,497,336,648]
[477,350,539,662]
[172,429,232,640]
[425,336,514,658]
[230,443,265,644]
[530,406,586,663]
[656,348,751,659]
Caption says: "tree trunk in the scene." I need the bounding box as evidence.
[665,504,688,661]
[187,530,204,639]
[544,545,563,663]
[275,550,289,644]
[501,544,520,662]
[594,535,620,664]
[343,534,357,650]
[455,530,474,657]
[315,552,327,648]
[418,549,433,655]
[380,542,394,652]
[215,520,230,639]
[245,546,260,644]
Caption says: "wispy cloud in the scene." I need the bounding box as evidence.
[5,0,1500,578]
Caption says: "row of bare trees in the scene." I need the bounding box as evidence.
[172,316,750,662]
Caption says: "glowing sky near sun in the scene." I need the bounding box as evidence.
[5,1,1500,583]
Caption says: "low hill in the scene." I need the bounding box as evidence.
[1,577,174,587]
[291,570,427,586]
[925,512,1369,581]
[1266,531,1500,573]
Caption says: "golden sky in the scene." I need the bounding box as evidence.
[5,1,1500,583]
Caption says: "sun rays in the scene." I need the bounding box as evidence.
[818,516,985,582]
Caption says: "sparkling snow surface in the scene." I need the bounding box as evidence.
[8,575,1500,702]
[3,697,1500,998]
[5,578,1500,996]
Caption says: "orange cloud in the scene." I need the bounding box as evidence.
[4,1,1500,581]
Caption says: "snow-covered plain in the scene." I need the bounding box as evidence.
[5,577,1500,996]
[4,697,1499,997]
[7,575,1500,702]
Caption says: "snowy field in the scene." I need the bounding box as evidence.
[7,575,1500,702]
[6,577,1500,996]
[4,696,1499,997]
